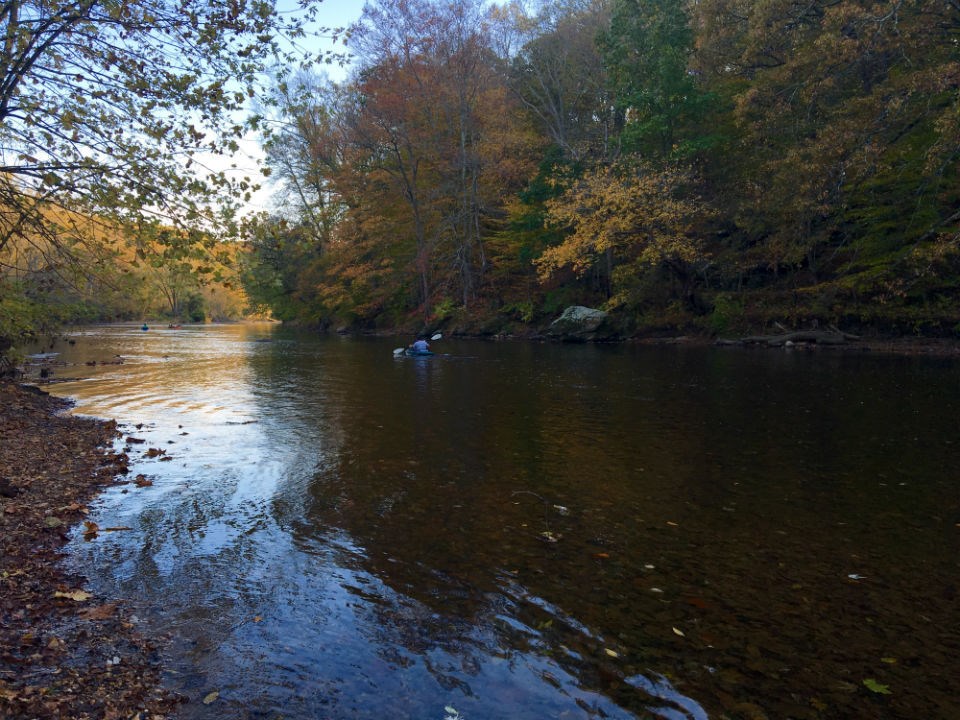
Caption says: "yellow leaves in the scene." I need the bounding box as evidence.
[537,161,711,284]
[54,589,92,602]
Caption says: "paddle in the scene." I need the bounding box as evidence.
[393,333,442,355]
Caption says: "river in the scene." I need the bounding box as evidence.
[42,323,959,719]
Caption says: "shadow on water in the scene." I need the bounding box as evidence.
[48,324,960,719]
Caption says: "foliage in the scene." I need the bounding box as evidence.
[242,0,960,337]
[599,0,717,159]
[0,0,332,354]
[537,162,713,307]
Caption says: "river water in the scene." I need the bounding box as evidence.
[43,323,959,719]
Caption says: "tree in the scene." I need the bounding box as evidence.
[504,0,614,162]
[260,71,348,250]
[0,0,336,352]
[340,0,531,316]
[537,161,713,308]
[599,0,716,159]
[694,0,960,282]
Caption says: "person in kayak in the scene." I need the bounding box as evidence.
[410,336,430,353]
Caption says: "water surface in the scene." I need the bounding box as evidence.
[46,324,960,719]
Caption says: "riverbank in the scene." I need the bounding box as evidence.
[0,382,179,719]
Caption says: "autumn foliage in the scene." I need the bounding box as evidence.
[241,0,958,337]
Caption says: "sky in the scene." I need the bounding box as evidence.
[211,0,368,216]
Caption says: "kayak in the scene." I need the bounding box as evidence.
[404,349,434,356]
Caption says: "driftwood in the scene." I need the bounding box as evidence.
[718,326,861,348]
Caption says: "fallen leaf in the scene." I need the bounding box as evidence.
[202,691,220,705]
[604,648,619,658]
[666,521,679,527]
[79,603,118,620]
[672,627,686,637]
[881,657,897,664]
[54,589,92,602]
[863,678,891,695]
[593,552,610,559]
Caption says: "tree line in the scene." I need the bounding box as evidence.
[245,0,959,337]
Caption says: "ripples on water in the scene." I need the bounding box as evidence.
[46,324,960,719]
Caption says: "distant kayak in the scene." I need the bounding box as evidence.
[403,349,434,357]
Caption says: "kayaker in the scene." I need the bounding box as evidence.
[410,336,430,353]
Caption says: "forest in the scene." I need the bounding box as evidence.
[2,0,959,360]
[243,0,960,339]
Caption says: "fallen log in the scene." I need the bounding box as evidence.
[735,329,859,347]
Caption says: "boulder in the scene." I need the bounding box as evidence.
[547,305,613,341]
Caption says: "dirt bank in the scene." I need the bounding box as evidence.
[0,382,180,719]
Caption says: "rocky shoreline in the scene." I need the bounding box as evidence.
[0,382,179,719]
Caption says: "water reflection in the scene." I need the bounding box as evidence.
[48,325,960,719]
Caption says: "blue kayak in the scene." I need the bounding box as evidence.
[404,349,434,356]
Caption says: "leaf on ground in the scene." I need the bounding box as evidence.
[672,627,686,637]
[863,678,892,695]
[54,589,92,601]
[79,603,118,620]
[202,691,220,705]
[604,648,619,658]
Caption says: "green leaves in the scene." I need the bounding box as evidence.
[862,678,892,695]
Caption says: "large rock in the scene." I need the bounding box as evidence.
[547,305,613,341]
